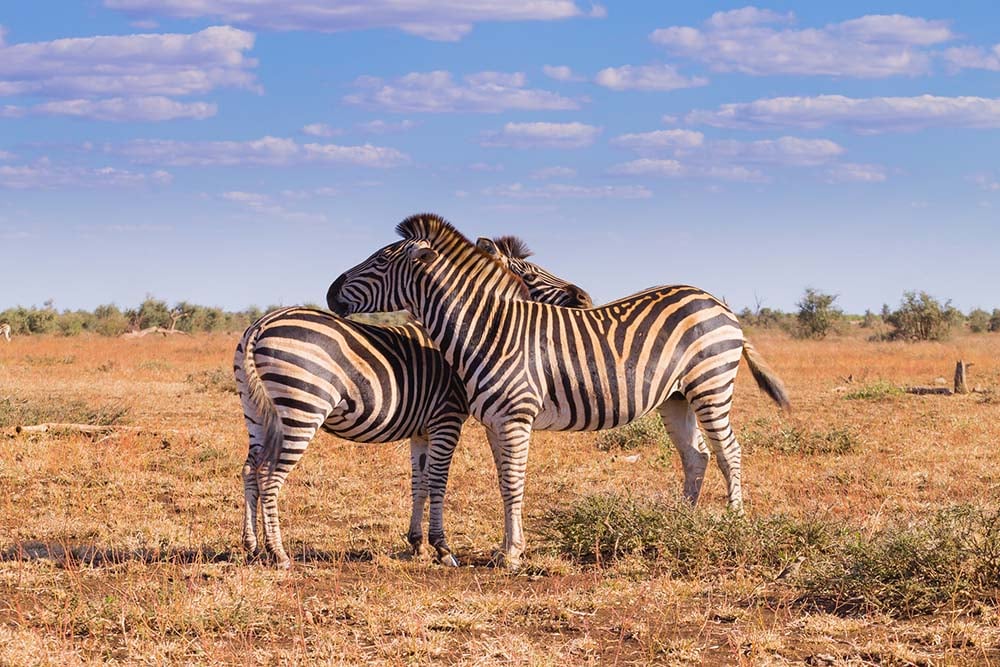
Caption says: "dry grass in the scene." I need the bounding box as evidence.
[2,330,1000,664]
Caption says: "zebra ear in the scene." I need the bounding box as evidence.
[476,237,499,256]
[409,245,439,264]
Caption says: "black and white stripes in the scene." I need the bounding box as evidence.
[236,238,590,568]
[328,213,789,567]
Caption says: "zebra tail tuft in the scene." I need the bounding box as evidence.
[242,326,285,476]
[742,339,791,410]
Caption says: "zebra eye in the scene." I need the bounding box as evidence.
[521,272,538,282]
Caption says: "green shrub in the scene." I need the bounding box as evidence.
[968,308,991,333]
[843,380,903,401]
[882,291,961,341]
[794,288,843,339]
[741,423,859,455]
[595,413,666,451]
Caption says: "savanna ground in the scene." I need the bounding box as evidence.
[1,328,999,665]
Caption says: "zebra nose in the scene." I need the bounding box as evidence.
[327,275,348,315]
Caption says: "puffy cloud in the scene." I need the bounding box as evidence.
[650,7,953,77]
[608,159,767,182]
[112,136,410,167]
[301,123,343,137]
[542,65,582,82]
[944,44,1000,71]
[594,63,707,91]
[344,70,579,113]
[483,182,651,199]
[825,162,888,183]
[0,161,172,189]
[481,121,601,148]
[104,0,594,41]
[685,94,1000,133]
[531,166,576,180]
[0,26,258,98]
[611,129,705,151]
[1,97,216,121]
[357,119,418,133]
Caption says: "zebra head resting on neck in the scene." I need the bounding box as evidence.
[477,236,593,308]
[328,213,535,317]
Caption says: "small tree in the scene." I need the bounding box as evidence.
[883,291,960,341]
[990,309,1000,333]
[968,308,991,334]
[794,288,842,339]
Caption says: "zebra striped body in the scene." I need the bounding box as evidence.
[237,240,590,568]
[328,214,789,567]
[0,323,9,342]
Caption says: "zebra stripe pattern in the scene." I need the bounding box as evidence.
[236,240,590,569]
[328,214,790,568]
[0,323,10,342]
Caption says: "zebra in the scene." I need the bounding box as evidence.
[237,240,591,569]
[0,323,9,342]
[327,213,790,568]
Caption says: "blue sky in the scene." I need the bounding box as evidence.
[1,1,998,314]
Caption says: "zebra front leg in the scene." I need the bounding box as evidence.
[425,418,462,567]
[657,398,710,504]
[407,434,430,557]
[485,422,533,570]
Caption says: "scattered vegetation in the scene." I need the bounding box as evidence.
[843,380,904,401]
[879,291,963,341]
[543,493,1000,619]
[0,396,130,428]
[187,367,239,394]
[595,413,667,451]
[794,288,843,339]
[741,421,860,455]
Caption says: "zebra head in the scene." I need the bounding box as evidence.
[328,213,535,317]
[476,236,593,308]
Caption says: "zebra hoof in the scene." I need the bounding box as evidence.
[488,549,521,571]
[439,553,459,568]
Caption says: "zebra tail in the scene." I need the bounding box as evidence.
[241,325,285,476]
[741,339,791,410]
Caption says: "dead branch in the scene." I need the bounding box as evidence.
[121,326,189,339]
[905,387,953,396]
[12,423,185,436]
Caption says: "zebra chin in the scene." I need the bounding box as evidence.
[326,275,350,316]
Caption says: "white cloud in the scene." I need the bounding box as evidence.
[707,137,845,166]
[301,123,343,137]
[358,119,418,133]
[483,182,652,199]
[344,70,579,113]
[594,63,707,91]
[971,173,1000,192]
[1,97,216,121]
[944,45,1000,71]
[826,162,888,183]
[112,136,410,168]
[481,121,600,148]
[104,0,594,41]
[222,190,327,223]
[468,162,504,172]
[0,26,258,98]
[608,159,767,182]
[651,8,953,77]
[532,166,576,180]
[542,65,582,81]
[685,94,1000,133]
[0,161,172,189]
[612,129,705,152]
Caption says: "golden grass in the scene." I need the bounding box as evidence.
[1,329,999,664]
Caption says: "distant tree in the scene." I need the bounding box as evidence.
[794,288,842,339]
[991,309,1000,333]
[860,309,880,328]
[883,291,961,341]
[968,308,991,334]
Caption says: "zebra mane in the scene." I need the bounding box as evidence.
[394,213,530,299]
[492,236,533,259]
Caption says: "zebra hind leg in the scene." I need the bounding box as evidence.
[657,397,711,505]
[690,392,744,514]
[407,435,430,557]
[241,444,263,559]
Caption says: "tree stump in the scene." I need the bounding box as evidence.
[954,361,968,394]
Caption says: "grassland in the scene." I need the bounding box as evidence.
[1,329,999,665]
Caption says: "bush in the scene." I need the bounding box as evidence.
[968,308,991,333]
[595,413,666,451]
[741,423,860,455]
[882,291,961,341]
[990,309,1000,333]
[794,288,842,339]
[843,380,903,401]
